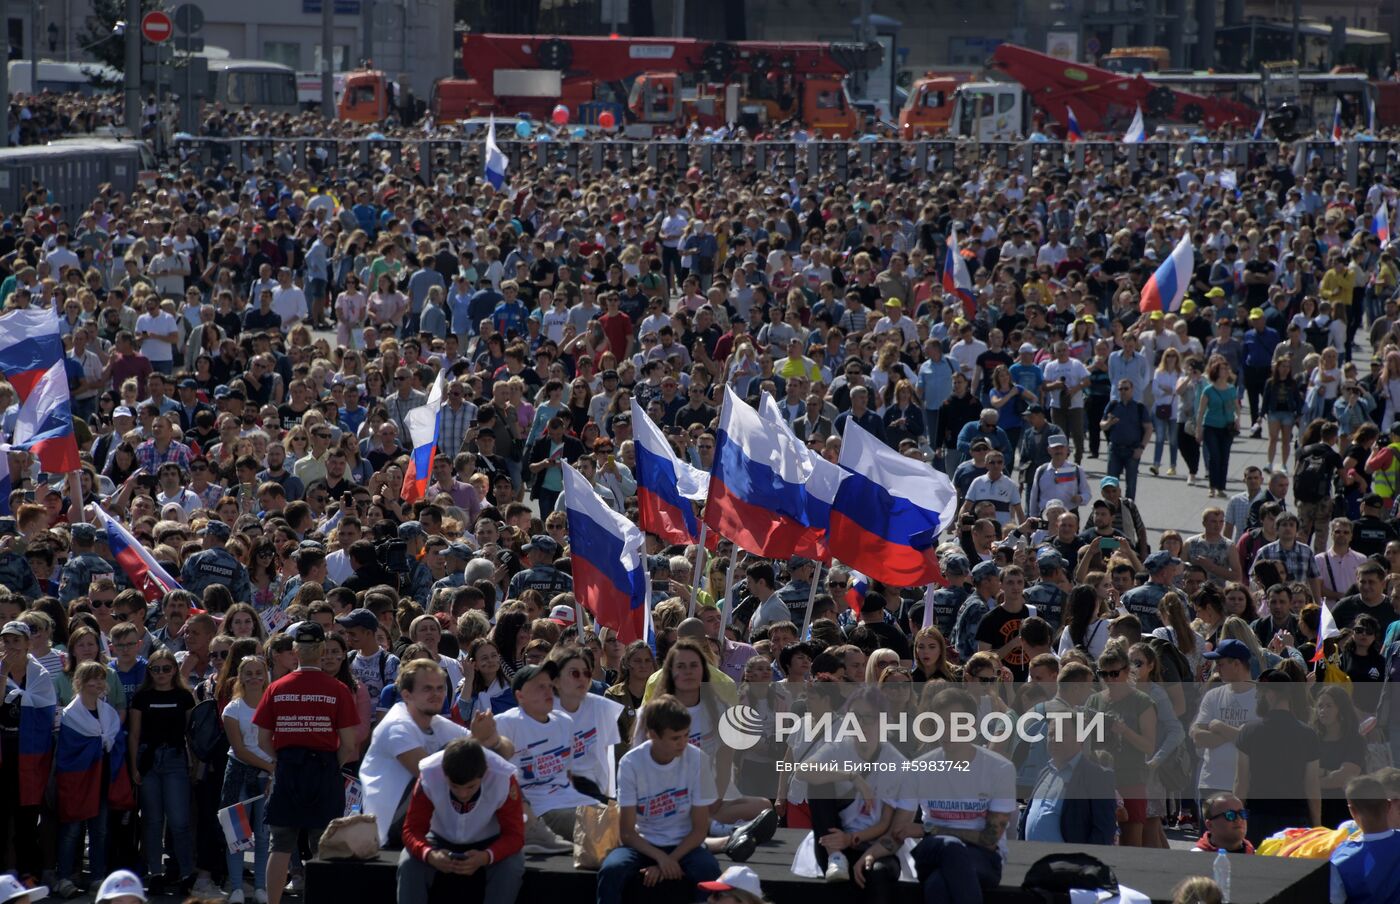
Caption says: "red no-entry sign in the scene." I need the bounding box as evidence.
[141,11,174,43]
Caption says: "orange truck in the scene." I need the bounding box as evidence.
[427,33,881,136]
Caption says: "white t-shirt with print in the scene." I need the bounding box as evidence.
[617,740,717,848]
[359,701,468,845]
[553,693,625,796]
[913,746,1017,863]
[495,708,598,815]
[1193,683,1258,791]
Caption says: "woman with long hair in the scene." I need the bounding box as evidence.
[655,638,772,829]
[335,274,369,349]
[603,640,655,756]
[1175,355,1206,485]
[1150,347,1183,476]
[216,603,268,643]
[1196,355,1241,498]
[911,626,958,681]
[52,625,127,711]
[1339,614,1385,714]
[1128,641,1185,849]
[1378,348,1400,430]
[1153,591,1205,679]
[1057,584,1110,659]
[53,662,126,898]
[987,365,1032,458]
[128,648,197,892]
[1216,616,1279,678]
[246,540,284,614]
[221,654,274,902]
[1087,643,1157,847]
[459,637,515,718]
[881,378,926,449]
[489,610,531,681]
[321,633,371,759]
[1311,684,1366,828]
[1261,356,1303,472]
[1222,582,1258,622]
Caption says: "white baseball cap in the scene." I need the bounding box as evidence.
[95,870,146,903]
[698,866,763,898]
[0,875,47,904]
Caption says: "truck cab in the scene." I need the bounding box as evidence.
[338,70,392,123]
[949,82,1026,140]
[898,75,960,135]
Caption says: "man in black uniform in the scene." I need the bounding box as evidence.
[505,536,572,599]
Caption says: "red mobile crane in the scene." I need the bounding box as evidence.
[900,43,1256,137]
[430,33,881,136]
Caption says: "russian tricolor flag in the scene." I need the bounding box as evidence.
[564,462,650,643]
[484,115,509,190]
[704,386,830,560]
[401,369,446,505]
[844,570,870,614]
[1332,99,1344,144]
[827,421,957,587]
[758,391,842,561]
[219,796,261,853]
[631,398,709,545]
[1138,233,1194,315]
[1122,105,1146,143]
[0,307,80,473]
[1252,109,1266,141]
[94,505,182,602]
[4,657,56,807]
[1066,106,1083,142]
[1312,601,1341,663]
[1374,199,1390,245]
[942,228,976,320]
[55,697,134,822]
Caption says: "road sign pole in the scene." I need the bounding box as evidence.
[125,0,140,136]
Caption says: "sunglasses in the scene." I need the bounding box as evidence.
[91,599,114,609]
[1097,667,1125,679]
[828,581,848,588]
[1207,808,1248,822]
[970,674,996,684]
[210,650,229,661]
[148,664,175,675]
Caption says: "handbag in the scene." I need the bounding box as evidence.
[317,813,381,860]
[572,801,621,870]
[1154,403,1172,421]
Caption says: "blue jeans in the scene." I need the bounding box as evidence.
[58,800,108,882]
[141,746,194,878]
[222,758,270,891]
[397,836,523,904]
[1106,442,1142,499]
[911,835,1003,904]
[150,359,174,375]
[1151,412,1177,469]
[596,843,721,904]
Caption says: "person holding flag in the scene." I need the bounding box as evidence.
[1139,233,1194,315]
[1122,105,1146,143]
[1333,98,1345,144]
[562,461,650,645]
[1065,106,1084,142]
[91,505,182,603]
[631,398,708,546]
[943,229,976,320]
[2,618,59,885]
[401,369,447,506]
[484,116,509,190]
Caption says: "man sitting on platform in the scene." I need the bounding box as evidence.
[397,737,526,904]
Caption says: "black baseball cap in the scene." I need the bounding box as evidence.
[511,660,560,692]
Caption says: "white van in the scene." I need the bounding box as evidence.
[7,60,121,97]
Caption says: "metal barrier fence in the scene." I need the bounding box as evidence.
[170,136,1400,185]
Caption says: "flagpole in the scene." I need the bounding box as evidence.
[800,561,822,638]
[719,548,740,637]
[687,522,707,618]
[920,582,938,631]
[66,469,83,523]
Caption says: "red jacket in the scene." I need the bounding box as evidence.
[401,773,525,865]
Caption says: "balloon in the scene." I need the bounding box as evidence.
[572,126,587,139]
[514,120,532,138]
[598,110,616,130]
[552,105,569,125]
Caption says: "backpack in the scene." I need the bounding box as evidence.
[187,697,227,763]
[349,649,388,692]
[1304,319,1329,351]
[1294,445,1337,504]
[1022,852,1118,901]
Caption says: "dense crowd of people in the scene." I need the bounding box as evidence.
[7,90,1400,904]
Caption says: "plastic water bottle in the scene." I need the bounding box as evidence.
[1213,848,1231,903]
